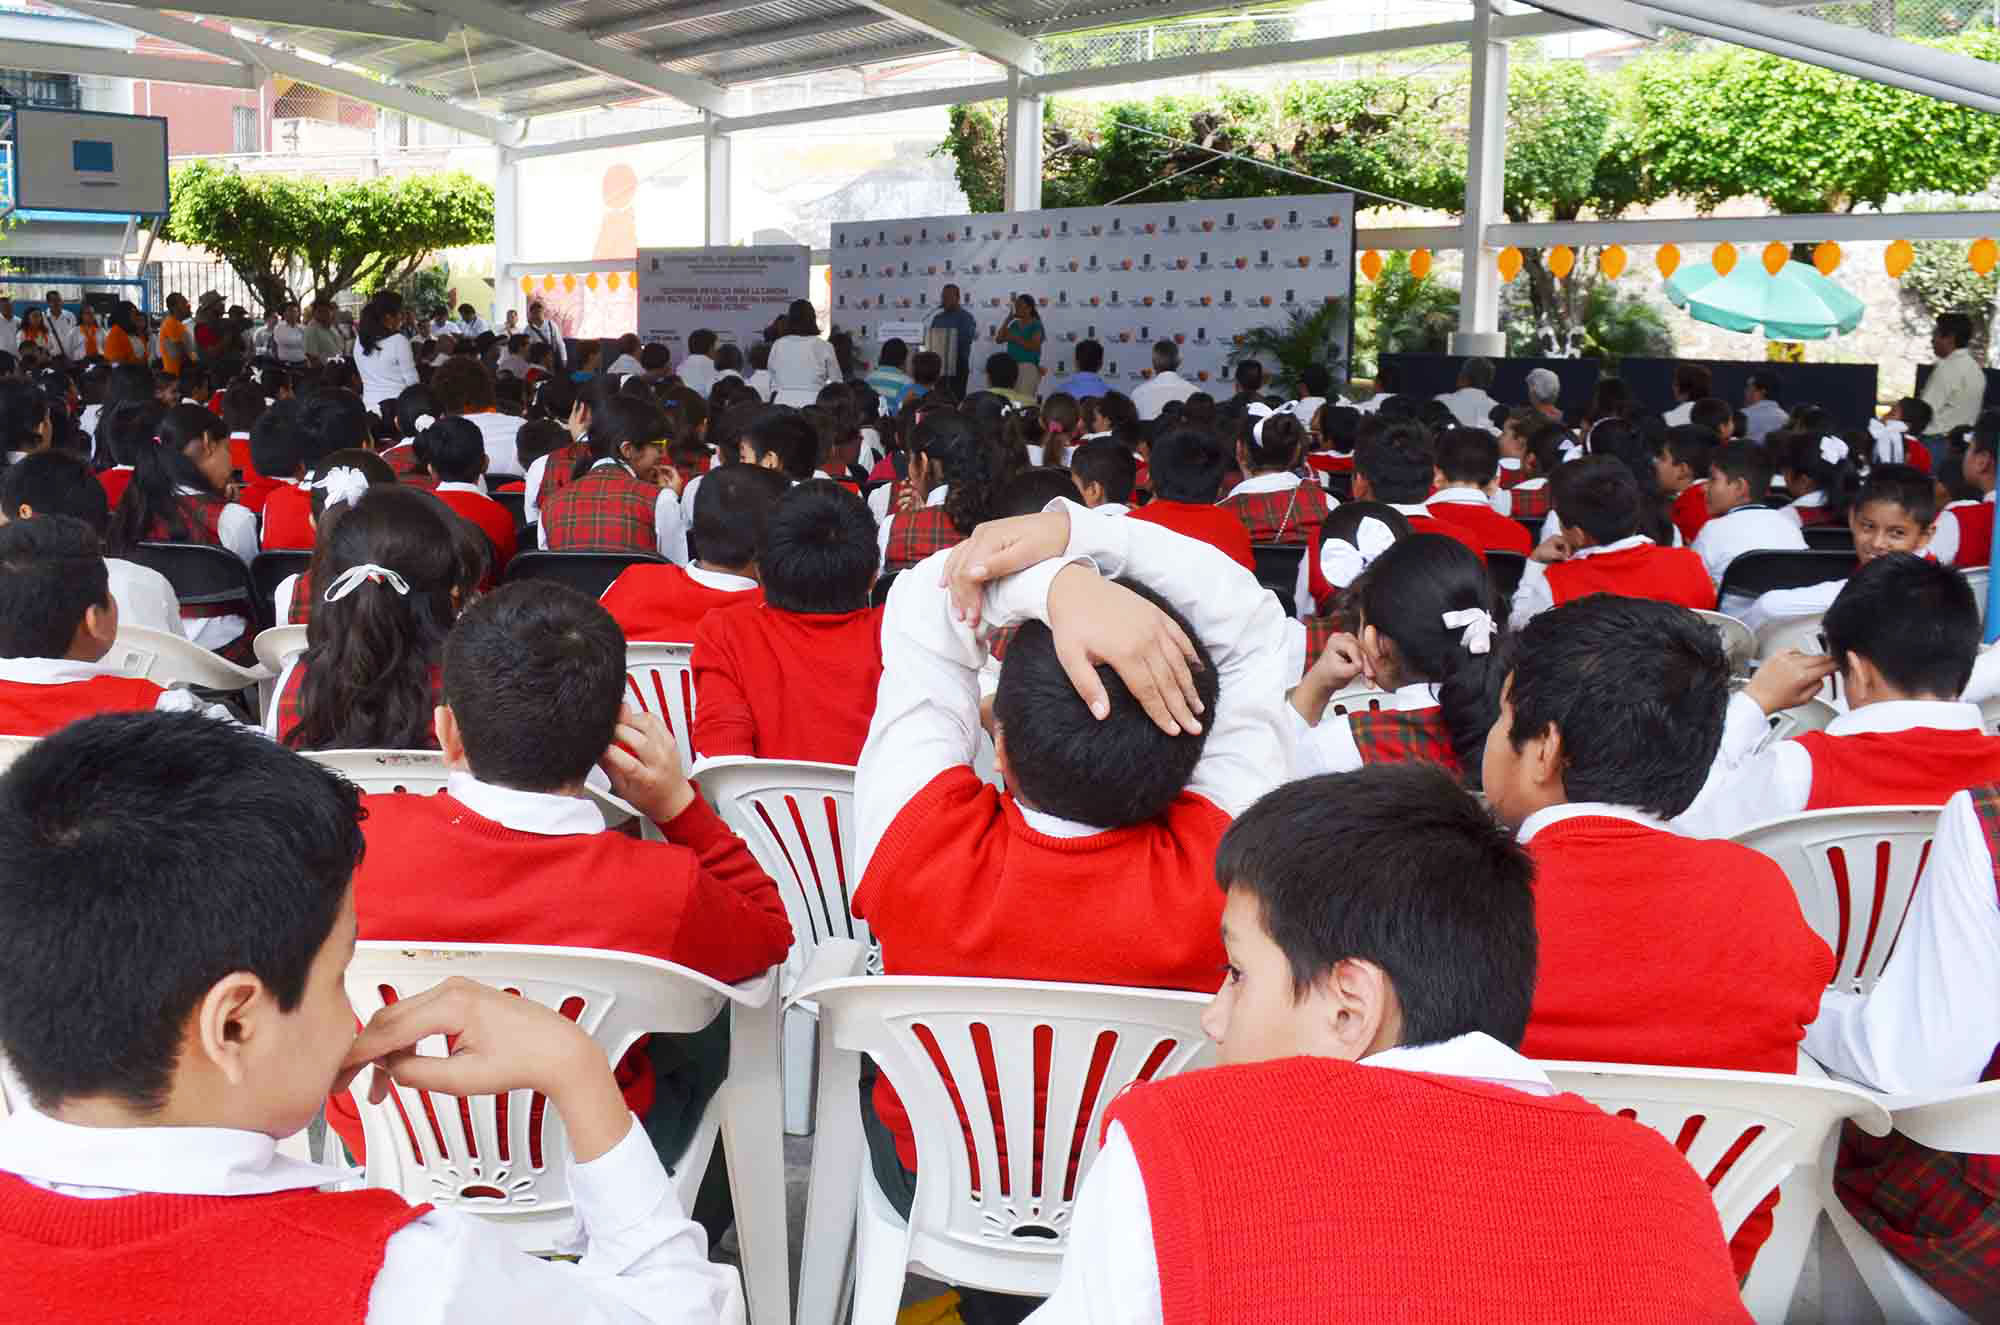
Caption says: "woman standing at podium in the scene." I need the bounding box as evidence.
[768,298,840,407]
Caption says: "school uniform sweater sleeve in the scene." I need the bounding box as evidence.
[652,795,793,982]
[690,613,756,758]
[1670,691,1813,838]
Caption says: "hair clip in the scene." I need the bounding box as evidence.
[1442,607,1497,655]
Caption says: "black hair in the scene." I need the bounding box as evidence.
[1774,428,1861,520]
[1854,462,1938,529]
[1355,421,1435,505]
[1234,359,1265,394]
[1656,424,1718,478]
[357,293,403,357]
[693,463,789,569]
[221,382,267,437]
[248,397,305,481]
[992,577,1219,826]
[1238,411,1306,473]
[1503,595,1730,818]
[986,353,1020,390]
[443,581,626,791]
[0,711,363,1110]
[1068,437,1137,505]
[993,465,1082,518]
[99,398,165,472]
[1352,535,1507,785]
[759,480,878,614]
[1435,427,1500,486]
[574,395,671,479]
[1587,378,1630,422]
[0,379,50,453]
[741,410,817,481]
[1551,455,1642,546]
[1320,405,1360,451]
[1673,362,1713,400]
[878,337,908,369]
[1899,398,1935,436]
[1149,425,1229,503]
[0,515,108,658]
[1215,764,1537,1046]
[1522,419,1573,478]
[296,390,372,464]
[421,416,486,484]
[1,451,108,533]
[1975,409,2000,461]
[1689,397,1732,434]
[514,418,569,472]
[1823,553,1980,698]
[286,486,465,751]
[1068,340,1103,374]
[1711,441,1776,506]
[912,411,1004,535]
[105,404,227,555]
[1938,312,1975,346]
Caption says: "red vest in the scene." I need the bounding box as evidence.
[1672,482,1712,545]
[1111,1057,1750,1325]
[1403,516,1489,564]
[1545,543,1718,612]
[1126,500,1256,570]
[0,675,164,736]
[261,483,314,551]
[433,488,517,572]
[1794,726,2000,811]
[0,1173,427,1324]
[1426,497,1534,555]
[601,563,761,644]
[1944,499,1996,569]
[97,467,133,511]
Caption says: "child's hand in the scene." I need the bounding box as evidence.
[1046,564,1204,734]
[656,464,685,497]
[598,705,694,823]
[940,509,1073,627]
[1306,631,1368,690]
[1744,649,1838,715]
[1531,533,1572,564]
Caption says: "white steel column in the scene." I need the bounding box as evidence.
[494,146,520,321]
[1452,0,1507,357]
[705,112,732,246]
[1003,68,1043,214]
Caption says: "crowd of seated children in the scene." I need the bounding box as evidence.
[272,485,480,749]
[1294,501,1411,665]
[0,450,180,636]
[0,710,747,1321]
[1029,763,1751,1324]
[1423,427,1533,555]
[271,451,399,625]
[853,497,1291,1214]
[1678,552,2000,836]
[600,465,785,643]
[1931,408,1998,568]
[879,411,1004,573]
[1738,463,1935,635]
[539,395,687,561]
[1290,534,1505,781]
[1693,440,1810,604]
[418,417,517,572]
[693,481,884,765]
[1065,436,1136,516]
[263,391,376,551]
[1218,410,1328,547]
[1125,425,1256,569]
[1345,422,1488,566]
[1653,423,1718,544]
[1484,594,1832,1273]
[1509,456,1716,628]
[331,580,790,1171]
[1773,428,1862,528]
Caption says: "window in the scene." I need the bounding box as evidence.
[232,106,257,154]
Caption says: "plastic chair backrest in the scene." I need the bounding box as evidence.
[694,756,865,963]
[302,748,452,795]
[1802,525,1855,553]
[1486,550,1527,600]
[252,624,308,675]
[1768,697,1840,742]
[811,974,1212,1290]
[105,625,264,692]
[1966,568,1990,626]
[131,541,267,629]
[1542,1061,1888,1238]
[625,642,697,761]
[1250,543,1304,601]
[1754,613,1824,663]
[0,735,36,772]
[1692,609,1756,675]
[250,550,310,615]
[1718,549,1854,602]
[344,942,742,1248]
[504,550,665,599]
[1325,683,1389,719]
[1731,805,1942,995]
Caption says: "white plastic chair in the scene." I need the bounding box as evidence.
[1323,682,1389,719]
[1766,696,1841,743]
[793,941,1214,1325]
[1754,613,1824,664]
[345,942,788,1325]
[303,748,453,795]
[1694,609,1758,676]
[252,624,308,673]
[0,735,36,772]
[1731,806,1942,996]
[1980,693,2000,735]
[1543,1061,1892,1324]
[1964,567,1988,626]
[626,642,697,763]
[693,756,865,1136]
[106,624,269,693]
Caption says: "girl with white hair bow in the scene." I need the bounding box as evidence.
[1775,429,1863,529]
[1219,406,1330,546]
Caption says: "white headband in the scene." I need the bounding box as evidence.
[322,563,409,603]
[1820,435,1850,467]
[1320,516,1397,590]
[311,465,370,511]
[1442,607,1497,655]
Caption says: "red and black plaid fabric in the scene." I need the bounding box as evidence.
[382,443,422,479]
[1510,484,1552,520]
[1300,614,1341,682]
[145,492,226,547]
[883,505,965,572]
[1832,783,2000,1319]
[536,441,591,515]
[540,463,658,555]
[1220,482,1330,545]
[287,570,314,626]
[1347,707,1461,774]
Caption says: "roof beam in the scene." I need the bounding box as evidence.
[49,0,513,139]
[1032,20,1480,94]
[407,0,728,108]
[97,0,455,41]
[477,9,875,97]
[0,35,259,85]
[510,114,705,157]
[393,0,777,79]
[715,38,946,84]
[846,0,1035,70]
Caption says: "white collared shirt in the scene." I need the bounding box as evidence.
[1923,346,1987,435]
[1225,470,1302,499]
[463,412,527,480]
[1517,800,1669,843]
[1508,534,1654,630]
[1804,787,2000,1094]
[1744,398,1790,443]
[1435,386,1501,429]
[1663,401,1695,427]
[434,480,490,499]
[1928,490,1996,568]
[1690,503,1808,596]
[1023,1034,1553,1325]
[1288,681,1441,780]
[1779,489,1827,527]
[607,355,644,377]
[1129,370,1197,421]
[1735,578,1844,637]
[1674,695,1986,839]
[677,354,718,397]
[446,770,606,835]
[0,1104,743,1325]
[682,564,757,594]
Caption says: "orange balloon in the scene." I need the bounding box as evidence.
[1359,250,1383,282]
[518,275,534,294]
[1497,247,1523,282]
[1547,244,1575,280]
[1973,237,1998,277]
[1713,242,1738,277]
[1600,245,1627,279]
[1886,239,1915,279]
[1762,242,1789,276]
[540,275,555,293]
[1657,244,1681,279]
[1814,241,1842,276]
[585,272,599,291]
[1408,249,1432,280]
[562,274,578,293]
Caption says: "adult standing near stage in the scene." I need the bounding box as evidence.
[927,282,978,396]
[523,299,567,376]
[999,293,1045,398]
[355,292,419,415]
[1921,313,1986,444]
[302,300,343,366]
[768,298,840,407]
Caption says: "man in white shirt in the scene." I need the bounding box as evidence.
[0,296,19,357]
[1435,356,1501,429]
[1130,341,1199,421]
[1742,371,1789,442]
[677,330,719,396]
[1691,441,1807,605]
[524,301,566,373]
[270,302,308,365]
[41,291,76,344]
[456,303,489,339]
[1922,313,1987,440]
[605,333,645,377]
[431,358,526,481]
[1662,362,1711,427]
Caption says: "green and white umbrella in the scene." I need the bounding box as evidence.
[1663,259,1865,340]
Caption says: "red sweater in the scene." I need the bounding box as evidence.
[0,1173,427,1324]
[0,674,163,736]
[1426,495,1534,554]
[1942,498,1996,569]
[97,466,132,510]
[1671,482,1712,545]
[1126,500,1256,570]
[1795,726,2000,810]
[432,487,517,570]
[1114,1057,1749,1325]
[261,482,314,551]
[854,767,1232,1168]
[331,789,792,1156]
[601,564,760,644]
[1545,543,1718,611]
[1403,515,1489,563]
[691,600,883,765]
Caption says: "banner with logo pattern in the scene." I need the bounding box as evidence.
[831,193,1356,396]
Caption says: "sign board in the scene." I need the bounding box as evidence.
[635,245,810,357]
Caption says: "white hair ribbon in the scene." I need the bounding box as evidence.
[1319,516,1397,590]
[1558,438,1584,465]
[1869,416,1907,465]
[311,465,371,511]
[1820,435,1850,467]
[1247,400,1275,446]
[322,563,410,603]
[411,413,436,433]
[1442,607,1497,656]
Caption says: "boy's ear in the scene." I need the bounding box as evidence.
[194,971,270,1086]
[1521,719,1566,795]
[1432,465,1449,490]
[435,704,467,768]
[79,600,117,656]
[1315,957,1401,1060]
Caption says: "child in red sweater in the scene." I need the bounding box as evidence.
[600,464,785,643]
[1032,764,1751,1323]
[334,580,791,1171]
[1125,424,1256,570]
[1652,423,1718,546]
[1422,427,1534,555]
[419,417,517,573]
[692,480,884,764]
[1509,455,1716,628]
[0,711,744,1322]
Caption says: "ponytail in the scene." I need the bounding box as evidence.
[105,403,223,555]
[1240,410,1306,473]
[914,411,1004,535]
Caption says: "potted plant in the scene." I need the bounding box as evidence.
[1227,296,1349,395]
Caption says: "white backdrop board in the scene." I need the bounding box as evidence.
[11,109,168,215]
[832,194,1355,395]
[636,245,809,358]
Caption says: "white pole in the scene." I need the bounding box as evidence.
[1452,0,1507,357]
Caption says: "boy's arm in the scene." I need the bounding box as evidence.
[1669,652,1828,838]
[1507,559,1554,631]
[689,622,755,758]
[1021,1125,1162,1325]
[653,489,690,566]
